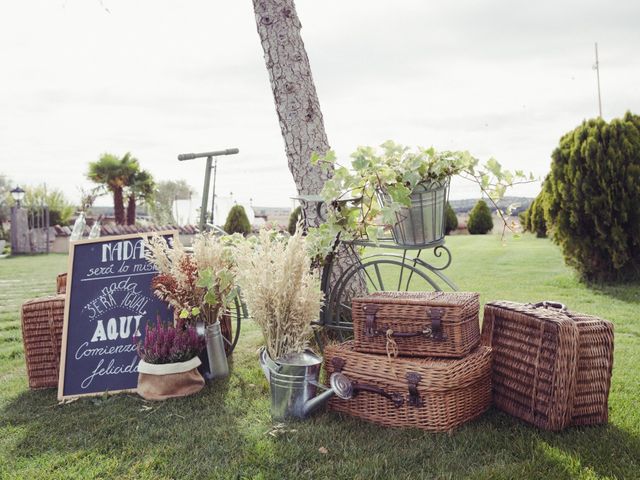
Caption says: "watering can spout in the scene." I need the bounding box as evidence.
[259,347,355,421]
[302,372,355,417]
[302,388,336,416]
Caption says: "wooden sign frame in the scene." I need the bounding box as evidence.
[57,230,178,401]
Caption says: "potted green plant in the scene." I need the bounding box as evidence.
[306,141,534,261]
[136,319,206,401]
[144,233,238,378]
[233,227,326,420]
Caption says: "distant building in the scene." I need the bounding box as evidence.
[252,206,292,227]
[449,197,533,215]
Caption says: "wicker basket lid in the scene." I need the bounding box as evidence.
[325,341,491,392]
[356,291,479,308]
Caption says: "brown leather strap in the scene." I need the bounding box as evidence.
[363,304,379,337]
[406,372,423,407]
[532,301,567,311]
[332,356,346,373]
[429,307,444,340]
[364,305,446,341]
[353,382,404,408]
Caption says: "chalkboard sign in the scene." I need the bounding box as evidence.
[58,231,177,400]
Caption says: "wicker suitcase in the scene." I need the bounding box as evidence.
[21,295,66,389]
[352,291,480,358]
[56,273,67,294]
[324,341,492,432]
[482,301,614,431]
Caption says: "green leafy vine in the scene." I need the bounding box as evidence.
[306,141,535,262]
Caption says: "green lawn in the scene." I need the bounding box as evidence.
[0,235,638,479]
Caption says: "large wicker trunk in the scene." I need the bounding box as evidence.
[482,301,614,431]
[324,341,492,432]
[21,295,66,389]
[352,291,480,358]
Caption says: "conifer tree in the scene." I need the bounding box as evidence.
[224,205,251,236]
[467,200,493,234]
[288,206,302,235]
[444,202,458,235]
[545,112,640,281]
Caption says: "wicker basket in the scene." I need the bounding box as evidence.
[21,295,66,389]
[352,292,480,358]
[482,301,614,431]
[324,341,492,432]
[56,273,67,294]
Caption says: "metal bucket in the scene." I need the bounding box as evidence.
[259,348,343,421]
[378,178,449,247]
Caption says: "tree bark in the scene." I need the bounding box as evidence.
[252,0,330,227]
[252,0,366,308]
[126,195,136,226]
[113,187,125,225]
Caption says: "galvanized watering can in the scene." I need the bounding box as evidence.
[259,347,355,421]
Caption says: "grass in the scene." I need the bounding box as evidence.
[0,235,638,479]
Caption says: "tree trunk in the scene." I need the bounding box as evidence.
[252,0,366,311]
[113,187,125,225]
[126,195,136,226]
[252,0,331,227]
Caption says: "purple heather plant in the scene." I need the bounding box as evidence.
[137,318,205,365]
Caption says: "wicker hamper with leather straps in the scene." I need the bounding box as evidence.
[56,273,67,294]
[482,301,614,431]
[324,341,492,432]
[352,291,480,358]
[21,294,66,389]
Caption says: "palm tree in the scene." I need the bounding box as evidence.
[126,169,155,225]
[87,153,139,225]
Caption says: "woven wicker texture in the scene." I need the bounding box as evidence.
[352,291,480,358]
[482,301,614,431]
[21,295,66,389]
[324,341,492,432]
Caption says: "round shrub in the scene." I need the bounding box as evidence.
[288,206,302,235]
[545,112,640,282]
[444,202,458,235]
[518,209,529,231]
[467,200,493,234]
[224,205,251,236]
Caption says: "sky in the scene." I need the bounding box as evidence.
[1,0,639,210]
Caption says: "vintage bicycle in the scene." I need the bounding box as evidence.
[293,192,458,348]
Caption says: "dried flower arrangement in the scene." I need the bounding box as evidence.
[234,227,324,359]
[144,233,237,325]
[137,319,205,364]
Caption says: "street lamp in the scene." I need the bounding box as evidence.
[177,148,239,231]
[10,186,25,208]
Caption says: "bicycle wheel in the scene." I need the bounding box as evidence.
[222,292,246,356]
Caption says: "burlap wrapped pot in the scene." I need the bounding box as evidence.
[137,356,205,401]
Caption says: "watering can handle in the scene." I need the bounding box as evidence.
[258,347,281,382]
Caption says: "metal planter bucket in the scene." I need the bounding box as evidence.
[378,178,450,247]
[259,348,345,421]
